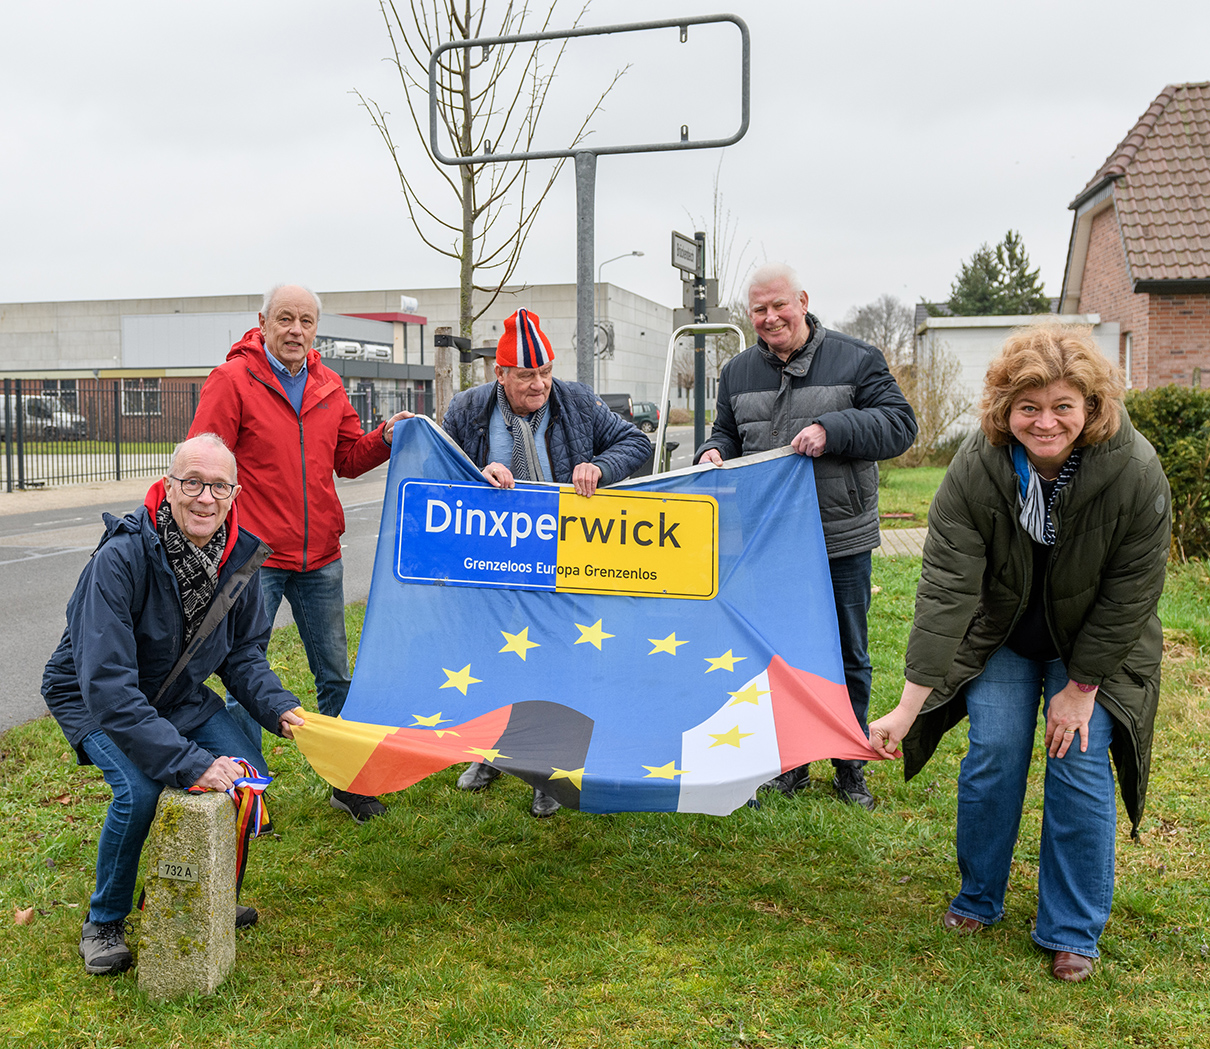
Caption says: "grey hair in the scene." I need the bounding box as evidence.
[261,284,322,319]
[745,262,804,300]
[169,433,237,483]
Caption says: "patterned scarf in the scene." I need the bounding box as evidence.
[155,499,226,643]
[496,381,547,482]
[1012,443,1082,546]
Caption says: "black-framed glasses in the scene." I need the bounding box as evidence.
[170,476,236,499]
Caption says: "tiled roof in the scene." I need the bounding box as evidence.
[1072,82,1210,283]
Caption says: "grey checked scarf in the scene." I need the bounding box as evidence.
[156,499,226,643]
[1012,443,1082,546]
[496,382,547,482]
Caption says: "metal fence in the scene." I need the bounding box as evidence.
[346,384,429,432]
[2,377,200,491]
[2,376,433,491]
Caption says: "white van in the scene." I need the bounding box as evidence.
[0,394,89,440]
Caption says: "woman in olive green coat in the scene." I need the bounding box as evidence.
[870,325,1170,983]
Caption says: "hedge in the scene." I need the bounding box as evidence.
[1125,385,1210,561]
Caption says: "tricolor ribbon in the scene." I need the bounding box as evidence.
[187,757,273,896]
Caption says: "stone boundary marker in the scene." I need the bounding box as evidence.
[138,789,236,999]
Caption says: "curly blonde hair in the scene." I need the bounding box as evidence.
[979,324,1125,447]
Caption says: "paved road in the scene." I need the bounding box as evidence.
[0,465,395,737]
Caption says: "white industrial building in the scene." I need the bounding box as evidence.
[0,282,680,419]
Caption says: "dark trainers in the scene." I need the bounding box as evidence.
[832,764,875,810]
[236,905,259,929]
[529,787,561,818]
[330,789,387,822]
[456,762,502,791]
[760,764,811,796]
[79,919,132,974]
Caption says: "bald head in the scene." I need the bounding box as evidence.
[164,434,240,547]
[169,432,236,480]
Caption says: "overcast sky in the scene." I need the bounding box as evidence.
[2,0,1207,330]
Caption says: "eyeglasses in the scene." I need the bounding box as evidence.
[170,476,236,499]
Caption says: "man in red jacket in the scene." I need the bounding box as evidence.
[189,284,410,822]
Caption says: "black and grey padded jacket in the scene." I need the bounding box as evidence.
[695,315,917,558]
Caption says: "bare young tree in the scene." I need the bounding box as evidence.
[894,335,971,467]
[836,294,915,369]
[357,1,623,354]
[686,157,754,378]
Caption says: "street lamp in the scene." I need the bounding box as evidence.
[595,250,644,390]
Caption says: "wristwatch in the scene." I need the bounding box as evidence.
[1075,681,1098,693]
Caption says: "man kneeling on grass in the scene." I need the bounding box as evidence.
[42,434,304,975]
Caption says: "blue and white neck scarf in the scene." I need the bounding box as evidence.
[496,382,547,482]
[1012,443,1082,546]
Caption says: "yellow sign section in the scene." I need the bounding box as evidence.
[554,489,718,599]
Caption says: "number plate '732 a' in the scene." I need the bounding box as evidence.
[157,860,199,882]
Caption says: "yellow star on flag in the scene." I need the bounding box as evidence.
[709,725,754,749]
[549,767,586,790]
[648,632,689,655]
[704,649,746,673]
[575,619,615,650]
[409,711,450,728]
[433,729,461,738]
[440,664,482,694]
[465,746,509,762]
[499,627,540,661]
[728,683,770,707]
[642,760,689,779]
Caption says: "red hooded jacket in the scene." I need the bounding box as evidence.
[188,329,391,572]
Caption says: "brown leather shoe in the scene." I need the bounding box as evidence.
[941,909,986,933]
[1052,951,1095,982]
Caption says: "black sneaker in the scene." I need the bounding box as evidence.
[456,762,503,792]
[832,764,875,810]
[236,905,259,929]
[330,788,387,823]
[760,764,811,796]
[79,919,132,974]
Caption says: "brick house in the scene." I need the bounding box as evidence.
[1059,82,1210,389]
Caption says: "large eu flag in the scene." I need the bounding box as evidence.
[293,418,878,816]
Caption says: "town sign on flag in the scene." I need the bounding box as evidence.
[293,418,881,816]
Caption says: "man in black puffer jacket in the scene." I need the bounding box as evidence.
[696,263,917,808]
[441,308,650,817]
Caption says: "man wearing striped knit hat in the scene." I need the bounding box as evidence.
[441,308,651,816]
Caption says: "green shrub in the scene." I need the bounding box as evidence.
[1125,385,1210,561]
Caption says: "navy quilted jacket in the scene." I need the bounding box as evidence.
[442,379,651,486]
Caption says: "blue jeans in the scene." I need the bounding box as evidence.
[81,708,267,924]
[226,559,352,751]
[949,646,1117,957]
[829,551,873,768]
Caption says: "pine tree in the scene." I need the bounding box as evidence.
[945,230,1049,316]
[947,243,1005,315]
[995,230,1050,314]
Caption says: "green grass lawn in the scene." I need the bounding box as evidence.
[877,466,946,529]
[3,559,1208,1048]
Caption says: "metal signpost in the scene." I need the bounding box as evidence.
[671,232,731,452]
[428,14,750,389]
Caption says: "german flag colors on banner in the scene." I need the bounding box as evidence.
[293,418,880,816]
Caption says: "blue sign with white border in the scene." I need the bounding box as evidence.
[395,479,559,590]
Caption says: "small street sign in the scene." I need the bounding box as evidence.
[671,231,702,277]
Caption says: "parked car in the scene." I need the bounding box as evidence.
[631,400,659,433]
[1,394,89,441]
[599,393,634,423]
